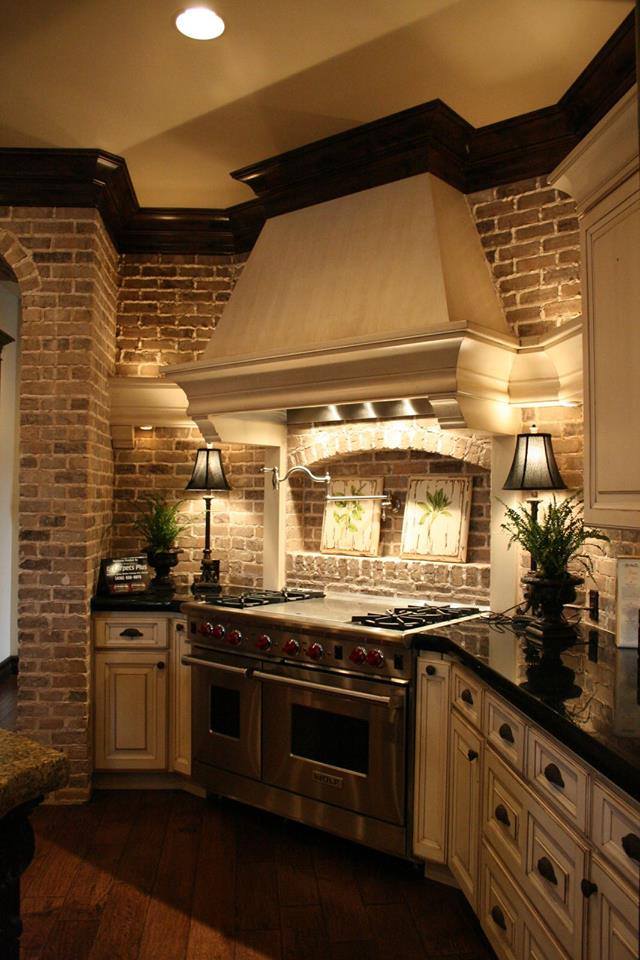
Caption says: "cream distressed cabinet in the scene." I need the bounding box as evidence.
[413,654,451,865]
[414,655,640,960]
[93,613,190,775]
[552,87,640,528]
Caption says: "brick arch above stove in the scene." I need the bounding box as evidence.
[287,420,492,472]
[285,420,492,605]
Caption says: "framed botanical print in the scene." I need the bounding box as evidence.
[401,475,472,562]
[320,477,383,557]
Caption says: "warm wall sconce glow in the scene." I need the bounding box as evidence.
[175,6,225,40]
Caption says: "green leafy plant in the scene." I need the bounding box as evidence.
[417,487,452,549]
[133,495,188,553]
[500,493,609,580]
[332,483,366,534]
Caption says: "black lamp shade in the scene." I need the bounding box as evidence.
[186,448,231,492]
[503,432,566,491]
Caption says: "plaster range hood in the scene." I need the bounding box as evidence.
[167,173,580,437]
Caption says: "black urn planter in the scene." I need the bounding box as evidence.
[146,547,181,591]
[522,573,583,648]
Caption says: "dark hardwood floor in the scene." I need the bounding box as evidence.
[0,674,17,730]
[22,790,496,960]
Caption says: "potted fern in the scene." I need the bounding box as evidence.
[134,495,188,590]
[501,493,609,635]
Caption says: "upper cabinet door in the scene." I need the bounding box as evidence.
[582,173,640,528]
[551,88,639,530]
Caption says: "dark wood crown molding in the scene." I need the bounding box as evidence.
[0,11,635,255]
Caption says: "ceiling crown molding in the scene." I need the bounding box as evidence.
[0,11,635,256]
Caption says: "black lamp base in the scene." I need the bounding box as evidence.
[191,556,221,598]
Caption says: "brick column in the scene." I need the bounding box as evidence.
[0,209,117,800]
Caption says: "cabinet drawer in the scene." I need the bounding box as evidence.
[480,843,569,960]
[94,616,168,649]
[451,664,483,729]
[526,728,588,832]
[484,693,526,774]
[591,780,640,890]
[484,750,587,959]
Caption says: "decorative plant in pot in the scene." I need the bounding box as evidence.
[501,493,609,644]
[134,495,188,591]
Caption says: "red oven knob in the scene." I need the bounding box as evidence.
[283,638,300,656]
[308,642,324,661]
[349,646,367,665]
[227,629,243,646]
[366,649,385,668]
[256,634,273,651]
[200,621,224,639]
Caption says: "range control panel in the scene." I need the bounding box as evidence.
[189,616,411,680]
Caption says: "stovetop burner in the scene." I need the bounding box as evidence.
[205,587,325,609]
[351,604,481,630]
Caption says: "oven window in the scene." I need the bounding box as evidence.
[210,686,240,739]
[291,704,369,774]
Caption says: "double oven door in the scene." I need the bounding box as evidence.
[186,645,407,826]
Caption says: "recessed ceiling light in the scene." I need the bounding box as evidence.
[175,6,225,40]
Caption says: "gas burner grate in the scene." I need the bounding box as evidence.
[351,605,481,631]
[206,588,325,608]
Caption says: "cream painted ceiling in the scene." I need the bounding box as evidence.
[0,0,633,207]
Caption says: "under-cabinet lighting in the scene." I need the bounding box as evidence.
[138,425,154,431]
[175,6,225,40]
[509,400,579,409]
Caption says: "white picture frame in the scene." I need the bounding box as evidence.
[320,477,383,557]
[616,557,640,648]
[401,474,472,562]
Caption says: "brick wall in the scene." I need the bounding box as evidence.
[467,176,581,339]
[111,427,264,590]
[117,254,245,376]
[0,208,117,800]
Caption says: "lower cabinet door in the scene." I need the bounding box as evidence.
[95,650,168,770]
[413,656,451,863]
[586,856,640,960]
[448,710,483,906]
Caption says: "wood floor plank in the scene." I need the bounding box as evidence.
[137,792,204,960]
[404,881,493,959]
[367,902,424,960]
[234,930,282,960]
[280,904,328,960]
[315,855,372,944]
[276,839,319,907]
[236,860,280,932]
[186,806,237,960]
[20,897,65,960]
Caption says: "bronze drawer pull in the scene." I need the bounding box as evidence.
[581,879,598,898]
[119,627,144,638]
[176,622,184,632]
[156,661,165,670]
[460,688,474,705]
[467,749,479,762]
[498,723,514,743]
[495,804,510,827]
[544,763,565,789]
[621,833,640,863]
[425,665,436,676]
[537,856,557,885]
[490,906,506,931]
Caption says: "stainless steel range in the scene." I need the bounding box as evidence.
[181,588,483,856]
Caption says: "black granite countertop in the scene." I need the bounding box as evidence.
[417,617,640,801]
[91,591,192,612]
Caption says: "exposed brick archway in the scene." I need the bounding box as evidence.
[288,420,492,471]
[0,228,42,295]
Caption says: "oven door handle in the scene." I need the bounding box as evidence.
[181,655,250,676]
[253,669,403,707]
